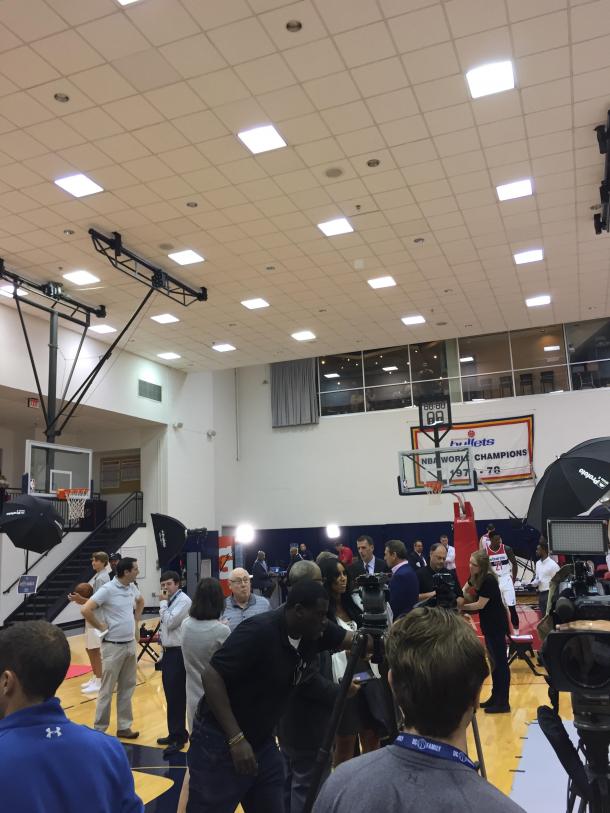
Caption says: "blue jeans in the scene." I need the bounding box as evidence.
[187,717,285,813]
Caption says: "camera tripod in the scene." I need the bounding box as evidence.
[302,626,487,813]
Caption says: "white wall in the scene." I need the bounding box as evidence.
[213,364,610,529]
[0,302,185,424]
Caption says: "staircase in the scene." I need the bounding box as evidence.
[3,492,144,625]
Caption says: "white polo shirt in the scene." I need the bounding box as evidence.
[92,578,140,642]
[532,557,560,592]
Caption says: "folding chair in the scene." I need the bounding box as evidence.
[507,633,542,677]
[137,622,161,663]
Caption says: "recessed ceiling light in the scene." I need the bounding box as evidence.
[466,60,515,99]
[317,217,353,237]
[286,19,302,32]
[367,275,396,289]
[168,249,205,265]
[496,179,533,201]
[54,173,103,198]
[514,249,544,265]
[62,270,100,285]
[89,324,116,334]
[241,298,269,310]
[54,92,70,103]
[151,313,180,324]
[213,343,236,352]
[237,124,286,155]
[382,366,398,372]
[292,330,316,341]
[0,285,28,298]
[116,0,142,5]
[157,352,181,360]
[526,294,551,307]
[324,373,340,379]
[401,315,426,326]
[63,228,74,236]
[460,356,474,363]
[544,345,560,352]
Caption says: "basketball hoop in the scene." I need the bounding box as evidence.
[424,480,444,495]
[56,488,89,524]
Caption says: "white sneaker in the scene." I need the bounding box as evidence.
[81,677,94,688]
[82,678,101,693]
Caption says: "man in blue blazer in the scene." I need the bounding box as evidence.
[384,539,419,619]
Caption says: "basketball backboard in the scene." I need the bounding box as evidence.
[25,440,92,498]
[397,446,477,496]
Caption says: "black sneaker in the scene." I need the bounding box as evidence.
[479,697,495,709]
[484,704,511,714]
[163,741,186,758]
[157,735,172,745]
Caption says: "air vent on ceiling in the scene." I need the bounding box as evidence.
[138,380,162,402]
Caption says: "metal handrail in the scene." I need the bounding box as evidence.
[2,491,143,594]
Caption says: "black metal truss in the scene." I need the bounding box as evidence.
[89,228,207,305]
[593,110,610,235]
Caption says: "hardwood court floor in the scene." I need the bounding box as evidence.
[58,625,573,812]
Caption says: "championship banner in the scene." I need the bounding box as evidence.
[411,415,534,485]
[218,535,234,598]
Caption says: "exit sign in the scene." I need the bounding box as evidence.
[27,397,40,409]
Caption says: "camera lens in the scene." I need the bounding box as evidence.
[560,634,610,690]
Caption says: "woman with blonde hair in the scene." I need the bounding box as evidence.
[458,550,511,714]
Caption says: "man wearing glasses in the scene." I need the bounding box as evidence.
[222,568,270,632]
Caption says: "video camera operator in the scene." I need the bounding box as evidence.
[417,542,460,606]
[313,608,524,813]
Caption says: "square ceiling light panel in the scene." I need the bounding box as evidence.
[496,179,533,201]
[237,125,286,154]
[151,313,180,324]
[63,270,100,285]
[466,61,515,99]
[514,249,543,265]
[168,250,205,265]
[317,218,353,237]
[54,174,103,198]
[368,276,396,289]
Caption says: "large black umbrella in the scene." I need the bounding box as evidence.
[527,437,610,534]
[0,494,65,554]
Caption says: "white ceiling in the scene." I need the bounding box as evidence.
[0,0,609,373]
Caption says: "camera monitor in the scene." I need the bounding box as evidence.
[547,518,608,556]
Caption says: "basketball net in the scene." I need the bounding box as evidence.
[424,480,443,505]
[56,488,89,524]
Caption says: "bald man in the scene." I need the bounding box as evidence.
[222,568,271,632]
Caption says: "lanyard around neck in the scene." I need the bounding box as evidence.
[394,733,476,771]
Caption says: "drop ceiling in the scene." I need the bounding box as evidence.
[0,0,608,372]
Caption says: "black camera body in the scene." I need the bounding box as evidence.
[432,571,458,610]
[355,573,390,635]
[553,561,610,625]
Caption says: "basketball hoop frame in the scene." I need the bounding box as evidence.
[56,487,89,524]
[423,480,444,495]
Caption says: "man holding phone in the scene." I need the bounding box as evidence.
[157,571,191,756]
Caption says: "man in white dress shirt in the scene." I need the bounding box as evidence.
[156,570,192,756]
[530,541,559,616]
[440,534,456,572]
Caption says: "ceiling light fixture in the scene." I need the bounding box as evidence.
[317,217,353,237]
[544,345,560,352]
[151,313,180,324]
[54,92,70,103]
[186,201,198,208]
[237,124,286,154]
[235,523,255,543]
[89,324,116,334]
[367,276,396,289]
[167,249,204,265]
[514,249,544,265]
[466,60,515,99]
[63,228,74,236]
[460,356,474,363]
[213,343,236,352]
[62,270,100,285]
[292,330,316,341]
[382,366,398,372]
[366,158,380,168]
[324,373,340,379]
[241,298,269,310]
[401,315,426,326]
[0,285,28,298]
[157,352,181,360]
[116,0,142,5]
[526,294,551,307]
[326,524,340,539]
[496,179,533,201]
[286,20,303,32]
[54,173,103,198]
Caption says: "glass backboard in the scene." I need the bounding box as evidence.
[398,446,477,495]
[25,440,92,498]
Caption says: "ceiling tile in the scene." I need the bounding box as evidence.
[445,0,507,38]
[234,54,297,95]
[71,65,136,105]
[512,11,569,57]
[1,45,59,89]
[303,71,360,110]
[389,6,451,54]
[126,0,200,46]
[0,0,66,42]
[402,42,460,84]
[44,0,116,26]
[282,38,345,82]
[181,0,252,30]
[414,74,468,112]
[366,87,419,125]
[31,29,104,74]
[351,57,408,98]
[112,49,183,93]
[77,14,150,62]
[334,22,397,69]
[208,17,276,64]
[314,0,382,34]
[189,68,251,107]
[160,34,227,79]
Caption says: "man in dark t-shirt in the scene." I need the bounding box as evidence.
[417,543,460,602]
[186,581,351,813]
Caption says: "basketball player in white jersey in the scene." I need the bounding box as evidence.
[479,523,495,550]
[483,532,519,631]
